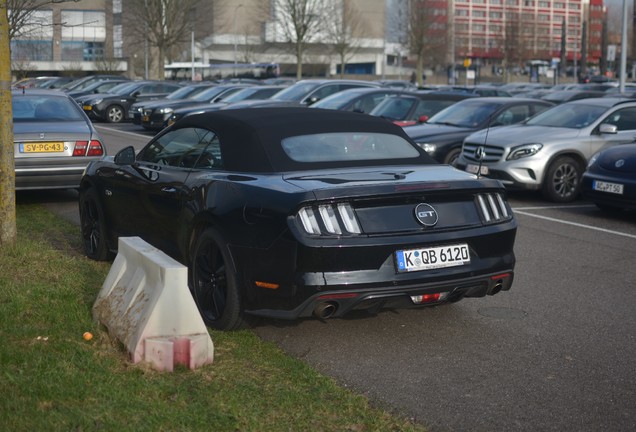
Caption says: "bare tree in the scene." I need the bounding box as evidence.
[324,0,365,78]
[500,9,533,81]
[270,0,325,79]
[406,0,447,86]
[123,0,203,80]
[7,0,80,39]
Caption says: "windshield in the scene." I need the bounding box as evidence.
[222,88,259,103]
[525,103,607,128]
[272,82,321,101]
[369,97,417,120]
[427,101,501,127]
[311,91,358,109]
[191,86,226,102]
[281,132,420,162]
[105,82,139,95]
[166,85,206,100]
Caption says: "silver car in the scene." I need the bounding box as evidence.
[12,89,105,190]
[456,98,636,202]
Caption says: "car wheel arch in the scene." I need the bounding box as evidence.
[540,151,587,182]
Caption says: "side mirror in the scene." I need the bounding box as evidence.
[132,91,140,98]
[114,146,136,165]
[599,124,618,134]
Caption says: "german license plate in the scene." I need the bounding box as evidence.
[19,142,64,153]
[593,180,624,195]
[396,244,470,272]
[142,115,150,122]
[466,164,489,175]
[83,105,92,111]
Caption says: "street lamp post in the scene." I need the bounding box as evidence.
[233,4,244,78]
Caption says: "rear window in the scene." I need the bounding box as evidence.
[12,96,85,122]
[281,132,420,163]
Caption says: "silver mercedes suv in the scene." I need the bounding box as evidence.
[455,98,636,202]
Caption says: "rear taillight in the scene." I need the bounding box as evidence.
[73,140,104,157]
[475,192,511,224]
[297,203,362,236]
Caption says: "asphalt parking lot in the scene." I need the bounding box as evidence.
[23,123,636,431]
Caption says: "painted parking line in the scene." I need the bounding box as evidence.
[513,204,596,211]
[95,125,149,138]
[513,209,636,240]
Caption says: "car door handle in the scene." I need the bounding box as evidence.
[161,187,177,193]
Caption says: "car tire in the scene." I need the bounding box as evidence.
[106,105,124,123]
[443,147,461,165]
[542,156,582,202]
[190,227,247,330]
[79,188,113,261]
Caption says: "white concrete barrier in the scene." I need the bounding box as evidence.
[93,237,214,371]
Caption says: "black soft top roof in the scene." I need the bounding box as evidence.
[173,107,435,172]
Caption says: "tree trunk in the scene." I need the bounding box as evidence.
[416,52,424,87]
[296,42,303,80]
[0,0,17,245]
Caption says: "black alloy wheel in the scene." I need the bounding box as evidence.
[190,228,246,330]
[79,188,112,261]
[542,156,582,202]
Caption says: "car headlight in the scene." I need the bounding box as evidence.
[507,143,542,160]
[417,142,437,154]
[158,107,174,114]
[136,107,143,112]
[587,152,600,168]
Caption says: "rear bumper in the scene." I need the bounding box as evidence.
[15,166,85,190]
[246,270,514,320]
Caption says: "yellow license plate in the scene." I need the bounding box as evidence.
[142,115,150,122]
[20,142,65,153]
[83,105,92,110]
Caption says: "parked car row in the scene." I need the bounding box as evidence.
[10,74,636,211]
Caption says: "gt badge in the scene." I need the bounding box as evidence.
[414,203,438,227]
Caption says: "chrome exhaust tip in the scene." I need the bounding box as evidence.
[313,302,338,320]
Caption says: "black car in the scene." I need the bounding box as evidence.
[310,87,411,114]
[60,74,129,92]
[369,91,477,127]
[67,80,130,100]
[129,83,215,125]
[405,97,554,165]
[166,99,305,127]
[270,79,381,105]
[137,84,254,130]
[541,90,607,104]
[581,143,636,211]
[80,81,182,123]
[79,108,517,330]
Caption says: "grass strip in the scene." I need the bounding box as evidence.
[0,203,426,432]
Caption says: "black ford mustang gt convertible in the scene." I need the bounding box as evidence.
[79,108,517,330]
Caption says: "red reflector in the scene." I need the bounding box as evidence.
[87,140,104,156]
[490,273,511,280]
[73,140,88,156]
[317,293,359,300]
[421,293,441,302]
